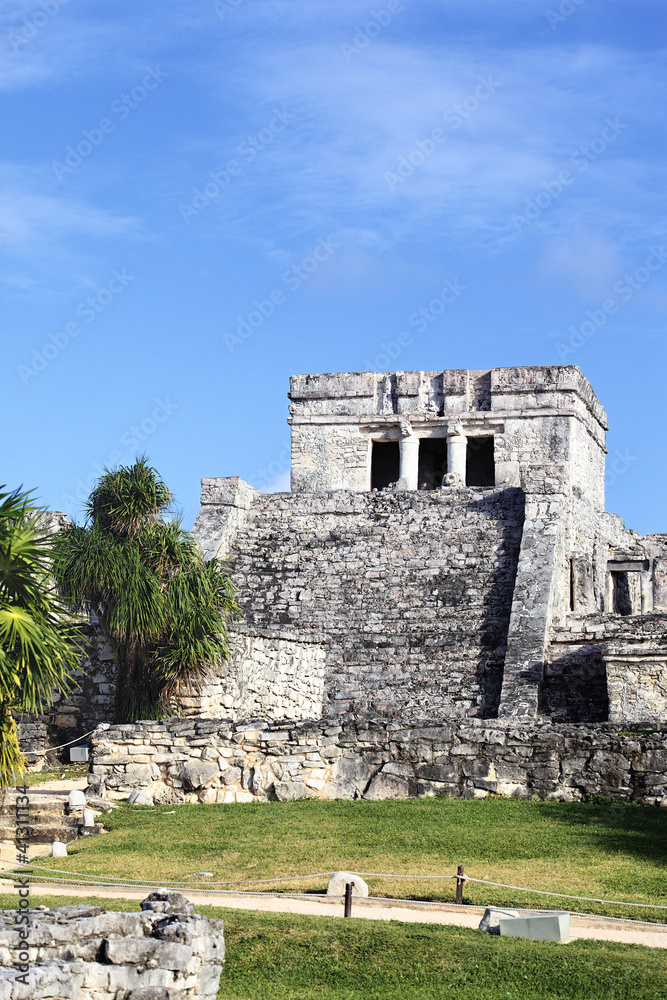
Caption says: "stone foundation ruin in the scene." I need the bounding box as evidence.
[0,890,224,999]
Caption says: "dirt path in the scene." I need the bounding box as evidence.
[2,879,665,949]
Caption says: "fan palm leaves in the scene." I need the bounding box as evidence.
[52,458,238,721]
[0,487,81,787]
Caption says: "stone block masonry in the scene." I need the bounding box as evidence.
[545,613,667,723]
[89,718,667,806]
[0,889,224,999]
[204,487,526,720]
[180,627,327,721]
[17,625,119,764]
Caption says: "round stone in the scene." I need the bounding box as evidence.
[326,871,369,897]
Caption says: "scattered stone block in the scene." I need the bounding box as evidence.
[478,906,521,934]
[128,790,155,806]
[326,872,369,897]
[140,889,195,916]
[68,789,86,808]
[51,841,68,857]
[499,911,570,943]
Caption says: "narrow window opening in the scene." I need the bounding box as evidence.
[466,436,495,487]
[569,558,576,612]
[418,438,447,490]
[371,441,400,490]
[611,571,632,615]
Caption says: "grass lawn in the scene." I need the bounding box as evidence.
[23,764,89,787]
[17,796,667,922]
[0,893,664,1000]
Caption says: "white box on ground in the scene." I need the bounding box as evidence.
[70,746,89,763]
[499,912,570,943]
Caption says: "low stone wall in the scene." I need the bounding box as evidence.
[0,889,224,999]
[89,718,667,806]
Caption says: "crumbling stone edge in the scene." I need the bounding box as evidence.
[0,888,224,999]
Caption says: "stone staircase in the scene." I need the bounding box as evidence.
[224,488,525,718]
[0,789,108,860]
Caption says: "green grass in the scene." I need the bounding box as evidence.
[0,893,663,1000]
[17,796,667,922]
[22,764,89,787]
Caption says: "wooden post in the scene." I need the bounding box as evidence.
[344,882,353,917]
[455,865,464,905]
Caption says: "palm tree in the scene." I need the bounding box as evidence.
[0,487,81,788]
[53,458,238,721]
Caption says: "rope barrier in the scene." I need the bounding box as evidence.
[8,863,340,887]
[2,874,665,930]
[463,876,667,910]
[28,730,96,756]
[7,861,667,910]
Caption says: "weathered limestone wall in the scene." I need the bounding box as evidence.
[180,628,327,721]
[15,721,48,767]
[544,614,667,723]
[89,718,667,806]
[0,890,224,1000]
[606,653,667,723]
[17,626,118,760]
[289,367,608,505]
[197,486,526,720]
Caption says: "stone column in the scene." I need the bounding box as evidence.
[653,557,667,612]
[447,422,467,486]
[641,571,653,614]
[399,422,419,490]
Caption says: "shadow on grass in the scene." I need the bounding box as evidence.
[533,798,667,868]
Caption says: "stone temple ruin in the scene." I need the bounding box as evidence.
[189,365,667,727]
[21,365,667,805]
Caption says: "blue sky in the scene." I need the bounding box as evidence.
[2,0,666,533]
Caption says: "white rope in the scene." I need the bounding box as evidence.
[7,862,667,910]
[353,872,458,880]
[463,876,667,910]
[9,862,339,887]
[27,730,96,756]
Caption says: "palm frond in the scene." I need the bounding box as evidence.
[51,461,238,723]
[0,486,82,787]
[86,457,172,536]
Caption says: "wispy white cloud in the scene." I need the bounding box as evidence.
[2,1,665,303]
[178,31,667,298]
[0,163,142,295]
